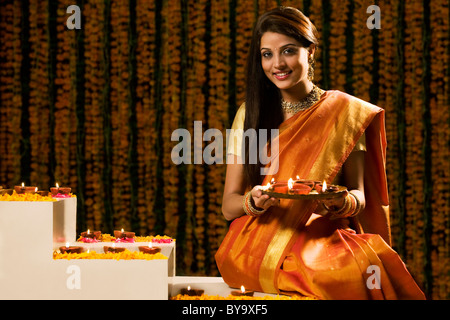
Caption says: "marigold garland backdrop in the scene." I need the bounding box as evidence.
[0,0,448,299]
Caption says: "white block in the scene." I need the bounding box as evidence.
[0,199,168,300]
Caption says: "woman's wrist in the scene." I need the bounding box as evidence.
[322,192,362,218]
[243,191,267,217]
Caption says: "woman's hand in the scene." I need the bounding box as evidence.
[251,185,280,211]
[316,190,348,218]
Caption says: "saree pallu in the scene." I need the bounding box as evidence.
[215,91,425,300]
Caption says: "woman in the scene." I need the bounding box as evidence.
[215,7,425,300]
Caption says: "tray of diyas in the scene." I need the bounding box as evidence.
[260,179,347,200]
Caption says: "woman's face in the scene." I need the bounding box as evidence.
[260,32,312,94]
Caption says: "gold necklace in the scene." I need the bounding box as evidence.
[281,85,324,114]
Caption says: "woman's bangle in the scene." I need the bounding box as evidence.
[348,191,361,217]
[322,195,348,215]
[243,191,266,217]
[322,192,361,219]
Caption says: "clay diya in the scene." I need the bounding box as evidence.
[315,181,339,193]
[14,183,37,194]
[80,229,101,239]
[0,189,13,195]
[50,183,71,195]
[59,242,83,254]
[138,242,161,254]
[103,244,126,253]
[114,229,135,239]
[14,183,26,194]
[231,285,254,297]
[269,181,288,193]
[289,179,314,195]
[180,286,204,296]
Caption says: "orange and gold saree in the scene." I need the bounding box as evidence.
[215,91,425,300]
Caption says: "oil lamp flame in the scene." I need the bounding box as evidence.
[322,180,327,192]
[288,178,294,190]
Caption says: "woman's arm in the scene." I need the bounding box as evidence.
[221,154,279,221]
[317,150,366,216]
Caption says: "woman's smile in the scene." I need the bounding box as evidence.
[273,70,292,80]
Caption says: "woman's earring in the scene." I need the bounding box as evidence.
[308,55,315,81]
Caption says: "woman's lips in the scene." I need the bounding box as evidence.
[273,70,292,80]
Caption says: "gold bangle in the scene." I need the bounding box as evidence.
[243,191,266,217]
[348,192,361,217]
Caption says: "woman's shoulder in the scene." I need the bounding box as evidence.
[327,90,381,112]
[230,102,246,130]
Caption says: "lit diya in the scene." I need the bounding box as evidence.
[231,285,254,297]
[288,178,313,195]
[180,286,204,296]
[14,183,37,194]
[114,228,135,241]
[103,243,125,253]
[59,242,83,254]
[138,242,161,254]
[268,178,288,193]
[316,180,339,193]
[80,229,101,239]
[80,229,101,242]
[50,183,71,195]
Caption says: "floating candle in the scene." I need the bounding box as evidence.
[231,285,254,297]
[180,285,204,296]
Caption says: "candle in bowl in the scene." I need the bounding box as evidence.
[103,243,125,253]
[59,242,83,254]
[231,285,254,297]
[180,285,204,296]
[138,242,161,254]
[37,190,49,197]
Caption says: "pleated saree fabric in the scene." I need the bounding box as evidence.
[215,91,425,299]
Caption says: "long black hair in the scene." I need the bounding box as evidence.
[243,6,319,188]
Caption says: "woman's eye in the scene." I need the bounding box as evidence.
[262,51,272,58]
[283,48,296,55]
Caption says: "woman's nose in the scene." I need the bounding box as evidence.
[273,54,286,69]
